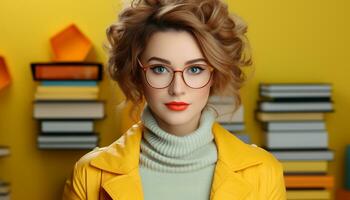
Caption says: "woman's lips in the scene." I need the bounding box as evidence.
[166,104,189,111]
[165,102,189,111]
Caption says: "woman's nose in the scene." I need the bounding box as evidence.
[168,72,186,96]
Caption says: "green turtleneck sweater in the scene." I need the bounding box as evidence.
[139,105,218,200]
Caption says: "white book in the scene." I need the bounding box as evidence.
[38,135,98,143]
[264,121,326,131]
[259,102,333,112]
[0,147,10,157]
[260,90,331,98]
[38,143,97,149]
[270,150,334,161]
[0,194,10,200]
[266,131,328,149]
[0,184,10,194]
[260,84,331,92]
[41,120,94,133]
[34,101,105,119]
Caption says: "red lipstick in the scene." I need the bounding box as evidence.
[165,101,189,111]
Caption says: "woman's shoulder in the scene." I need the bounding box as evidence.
[213,123,286,198]
[252,145,284,176]
[238,138,282,169]
[221,133,286,196]
[234,139,285,188]
[248,145,286,197]
[74,122,144,172]
[72,146,107,171]
[239,141,283,173]
[213,122,282,170]
[251,144,282,166]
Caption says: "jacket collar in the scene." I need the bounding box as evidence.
[90,121,263,200]
[90,122,143,174]
[210,123,263,200]
[212,122,263,171]
[90,121,262,173]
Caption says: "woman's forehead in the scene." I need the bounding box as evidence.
[146,56,207,65]
[141,30,205,65]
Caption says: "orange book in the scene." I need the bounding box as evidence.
[336,189,350,200]
[284,175,334,189]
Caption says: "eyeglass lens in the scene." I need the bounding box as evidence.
[145,64,212,88]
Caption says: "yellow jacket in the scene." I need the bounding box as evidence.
[63,122,286,200]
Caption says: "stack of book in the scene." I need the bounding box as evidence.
[0,146,10,200]
[30,24,105,150]
[208,95,250,144]
[31,62,105,150]
[256,83,335,199]
[0,181,10,200]
[1,55,11,199]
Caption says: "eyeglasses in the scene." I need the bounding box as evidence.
[137,58,214,89]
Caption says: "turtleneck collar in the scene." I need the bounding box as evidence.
[139,104,218,173]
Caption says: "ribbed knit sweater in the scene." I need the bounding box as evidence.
[139,105,218,200]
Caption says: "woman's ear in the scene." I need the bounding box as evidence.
[209,76,214,87]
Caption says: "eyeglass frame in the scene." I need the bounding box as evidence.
[137,58,214,89]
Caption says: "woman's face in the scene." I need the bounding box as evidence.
[139,30,213,134]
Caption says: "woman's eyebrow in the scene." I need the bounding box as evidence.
[147,56,206,65]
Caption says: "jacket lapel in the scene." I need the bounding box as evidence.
[89,121,263,200]
[102,170,143,200]
[210,162,252,200]
[90,122,144,200]
[210,122,263,200]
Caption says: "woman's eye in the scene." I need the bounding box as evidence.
[188,66,204,74]
[150,65,169,74]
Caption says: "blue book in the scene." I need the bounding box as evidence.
[41,81,97,86]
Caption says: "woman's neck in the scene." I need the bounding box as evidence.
[139,104,218,173]
[152,111,201,136]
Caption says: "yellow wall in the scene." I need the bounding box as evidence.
[227,0,350,195]
[0,0,349,199]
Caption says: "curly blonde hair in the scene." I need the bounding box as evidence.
[106,0,252,123]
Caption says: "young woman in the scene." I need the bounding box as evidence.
[63,0,286,199]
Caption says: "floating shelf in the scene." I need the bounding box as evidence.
[0,56,11,91]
